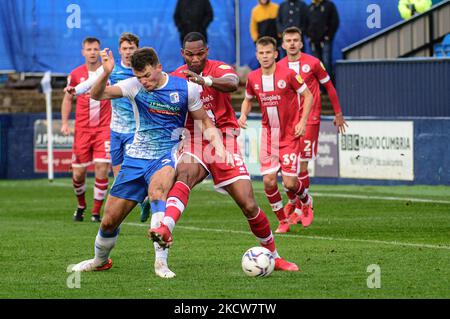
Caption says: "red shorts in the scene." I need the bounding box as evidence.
[72,127,111,167]
[299,124,320,161]
[180,133,250,191]
[259,137,300,177]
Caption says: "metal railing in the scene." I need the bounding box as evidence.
[342,0,450,59]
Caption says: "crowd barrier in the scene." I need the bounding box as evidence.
[1,113,448,185]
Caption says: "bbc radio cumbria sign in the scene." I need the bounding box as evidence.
[339,121,414,181]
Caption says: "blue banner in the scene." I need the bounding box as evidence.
[0,0,235,73]
[0,0,404,73]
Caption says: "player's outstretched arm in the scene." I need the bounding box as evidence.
[238,98,253,129]
[182,70,239,93]
[90,49,123,100]
[295,86,313,137]
[90,74,123,100]
[74,66,105,96]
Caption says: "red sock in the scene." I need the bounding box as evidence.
[299,171,310,192]
[285,189,297,204]
[73,178,86,209]
[93,178,108,215]
[163,181,191,232]
[247,208,276,253]
[264,186,286,221]
[294,179,310,205]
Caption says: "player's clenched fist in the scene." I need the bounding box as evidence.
[100,49,115,74]
[64,86,76,95]
[182,70,205,86]
[61,122,70,136]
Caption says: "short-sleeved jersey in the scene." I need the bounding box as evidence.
[172,60,240,136]
[278,54,330,125]
[109,61,136,134]
[116,73,202,160]
[68,64,111,129]
[245,65,307,146]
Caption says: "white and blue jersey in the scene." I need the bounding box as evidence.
[109,61,136,134]
[116,73,202,160]
[109,61,136,166]
[110,73,202,202]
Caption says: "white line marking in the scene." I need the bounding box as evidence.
[253,190,450,205]
[43,182,450,204]
[311,192,450,204]
[124,222,450,251]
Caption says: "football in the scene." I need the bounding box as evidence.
[241,246,275,277]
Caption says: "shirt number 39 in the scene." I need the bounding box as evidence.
[282,153,298,166]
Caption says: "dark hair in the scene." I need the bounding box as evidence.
[282,26,302,40]
[82,37,100,47]
[256,36,277,49]
[119,32,140,47]
[183,32,207,48]
[131,47,160,71]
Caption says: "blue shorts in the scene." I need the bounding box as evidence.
[110,130,135,167]
[110,152,176,203]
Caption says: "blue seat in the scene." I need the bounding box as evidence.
[444,44,450,57]
[434,43,444,57]
[442,33,450,46]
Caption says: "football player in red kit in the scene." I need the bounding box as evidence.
[149,32,299,272]
[61,37,111,223]
[278,27,347,227]
[239,36,314,234]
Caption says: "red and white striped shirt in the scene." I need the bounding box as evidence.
[246,64,307,146]
[68,65,111,129]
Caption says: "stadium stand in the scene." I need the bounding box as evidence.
[342,0,450,59]
[441,33,450,55]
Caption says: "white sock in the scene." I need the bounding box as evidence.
[150,211,168,260]
[94,228,119,264]
[271,249,280,259]
[163,216,176,233]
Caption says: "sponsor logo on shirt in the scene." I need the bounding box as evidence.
[295,74,304,84]
[201,94,214,110]
[218,65,232,70]
[148,101,180,116]
[259,94,281,106]
[170,92,180,104]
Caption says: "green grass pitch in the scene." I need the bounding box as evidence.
[0,178,449,298]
